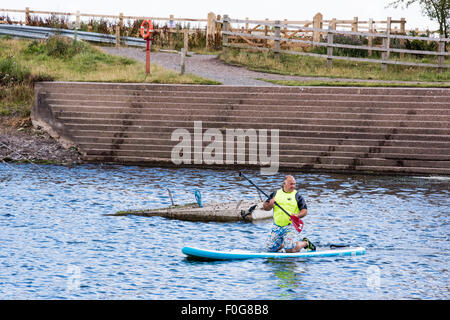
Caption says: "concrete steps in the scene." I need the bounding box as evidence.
[56,112,450,129]
[60,119,450,135]
[45,92,450,104]
[50,107,450,120]
[31,82,450,175]
[63,124,450,142]
[75,139,449,154]
[45,94,448,109]
[79,144,450,167]
[33,82,450,95]
[48,100,450,114]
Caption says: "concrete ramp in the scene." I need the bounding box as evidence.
[32,82,450,175]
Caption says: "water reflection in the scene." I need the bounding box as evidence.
[264,259,307,299]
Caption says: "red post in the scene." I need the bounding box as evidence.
[146,39,151,75]
[140,19,153,76]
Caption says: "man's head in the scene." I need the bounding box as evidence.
[282,175,296,193]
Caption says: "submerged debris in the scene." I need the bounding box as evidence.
[107,200,271,222]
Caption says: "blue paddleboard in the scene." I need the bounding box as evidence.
[182,246,365,260]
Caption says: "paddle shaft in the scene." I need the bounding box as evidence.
[239,172,293,218]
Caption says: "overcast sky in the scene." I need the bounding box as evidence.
[1,0,440,31]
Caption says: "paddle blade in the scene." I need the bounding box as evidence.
[290,215,304,233]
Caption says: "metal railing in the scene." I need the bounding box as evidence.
[0,24,146,47]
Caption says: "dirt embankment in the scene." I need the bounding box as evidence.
[0,116,82,165]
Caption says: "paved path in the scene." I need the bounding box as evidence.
[101,47,449,86]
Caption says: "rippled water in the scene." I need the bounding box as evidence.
[0,163,448,299]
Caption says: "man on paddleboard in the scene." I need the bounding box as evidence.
[263,175,315,253]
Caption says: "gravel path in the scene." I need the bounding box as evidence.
[101,46,449,86]
[102,47,278,86]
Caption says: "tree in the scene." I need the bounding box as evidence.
[388,0,449,38]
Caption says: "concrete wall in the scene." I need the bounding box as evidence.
[32,82,450,175]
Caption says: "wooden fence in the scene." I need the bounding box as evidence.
[0,7,219,49]
[221,16,450,70]
[217,13,408,41]
[1,7,447,54]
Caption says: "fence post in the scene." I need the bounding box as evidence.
[216,14,222,38]
[75,10,81,41]
[352,17,358,32]
[283,19,288,38]
[222,14,229,55]
[206,12,216,50]
[25,7,30,25]
[119,12,124,29]
[400,17,406,59]
[169,14,174,49]
[386,17,391,59]
[327,20,335,68]
[274,20,281,57]
[400,17,406,33]
[313,13,323,43]
[76,10,80,26]
[180,30,188,74]
[115,25,120,48]
[368,18,373,56]
[381,33,388,71]
[438,35,445,73]
[264,18,269,47]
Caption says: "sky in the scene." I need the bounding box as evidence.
[0,0,440,31]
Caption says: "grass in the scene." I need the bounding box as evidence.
[219,49,450,83]
[0,36,220,117]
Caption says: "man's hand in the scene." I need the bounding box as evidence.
[296,209,307,219]
[263,198,275,211]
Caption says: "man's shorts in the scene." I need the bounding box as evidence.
[266,223,300,252]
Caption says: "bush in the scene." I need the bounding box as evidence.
[0,56,31,86]
[405,31,438,52]
[26,40,46,55]
[46,36,86,58]
[310,35,368,58]
[28,14,69,29]
[25,36,88,59]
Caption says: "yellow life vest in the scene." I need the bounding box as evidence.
[273,189,299,227]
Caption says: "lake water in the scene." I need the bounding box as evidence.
[0,163,448,299]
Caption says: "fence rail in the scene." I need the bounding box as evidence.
[0,7,208,23]
[221,15,449,70]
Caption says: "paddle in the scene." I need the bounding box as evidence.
[238,172,304,233]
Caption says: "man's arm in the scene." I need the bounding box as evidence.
[297,208,307,218]
[263,192,276,211]
[296,193,308,218]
